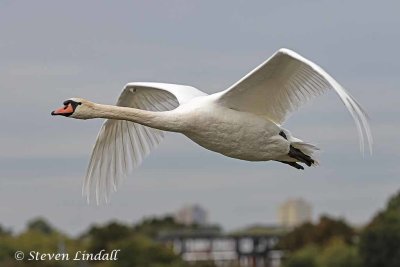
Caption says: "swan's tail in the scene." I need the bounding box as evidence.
[290,141,319,167]
[277,129,319,169]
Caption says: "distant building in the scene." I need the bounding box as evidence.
[278,198,312,227]
[158,228,284,267]
[175,204,208,226]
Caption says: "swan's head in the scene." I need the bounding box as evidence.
[51,98,94,119]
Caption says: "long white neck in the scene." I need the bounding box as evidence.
[86,103,182,132]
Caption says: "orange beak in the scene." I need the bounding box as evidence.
[51,103,74,116]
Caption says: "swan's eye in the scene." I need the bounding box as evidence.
[63,100,81,107]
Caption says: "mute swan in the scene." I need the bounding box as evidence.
[52,48,372,203]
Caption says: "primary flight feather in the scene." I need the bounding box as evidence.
[51,48,372,203]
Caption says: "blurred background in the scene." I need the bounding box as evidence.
[0,1,399,266]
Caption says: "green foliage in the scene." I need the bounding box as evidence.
[279,222,315,250]
[83,221,132,253]
[4,190,400,267]
[0,225,12,236]
[0,225,14,262]
[284,245,320,267]
[0,225,80,267]
[283,190,400,267]
[314,216,354,245]
[283,239,361,267]
[0,217,186,267]
[359,190,400,267]
[16,217,81,266]
[0,235,14,262]
[78,219,187,267]
[27,218,54,235]
[386,191,400,212]
[281,215,361,267]
[105,234,185,267]
[318,238,361,267]
[280,215,354,251]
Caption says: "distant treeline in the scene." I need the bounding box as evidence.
[279,190,400,267]
[1,190,400,267]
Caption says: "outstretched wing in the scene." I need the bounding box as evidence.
[216,48,372,154]
[83,82,206,203]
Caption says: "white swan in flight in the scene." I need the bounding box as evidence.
[52,48,372,203]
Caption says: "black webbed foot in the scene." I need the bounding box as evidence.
[278,161,304,170]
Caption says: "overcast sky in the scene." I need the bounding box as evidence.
[0,0,399,236]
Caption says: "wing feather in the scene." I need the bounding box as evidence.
[83,83,206,203]
[216,48,372,153]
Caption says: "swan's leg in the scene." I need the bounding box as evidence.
[279,130,314,167]
[278,161,304,170]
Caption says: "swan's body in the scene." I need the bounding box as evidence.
[179,97,285,161]
[52,48,372,203]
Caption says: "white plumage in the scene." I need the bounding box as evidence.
[51,48,373,203]
[84,84,206,203]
